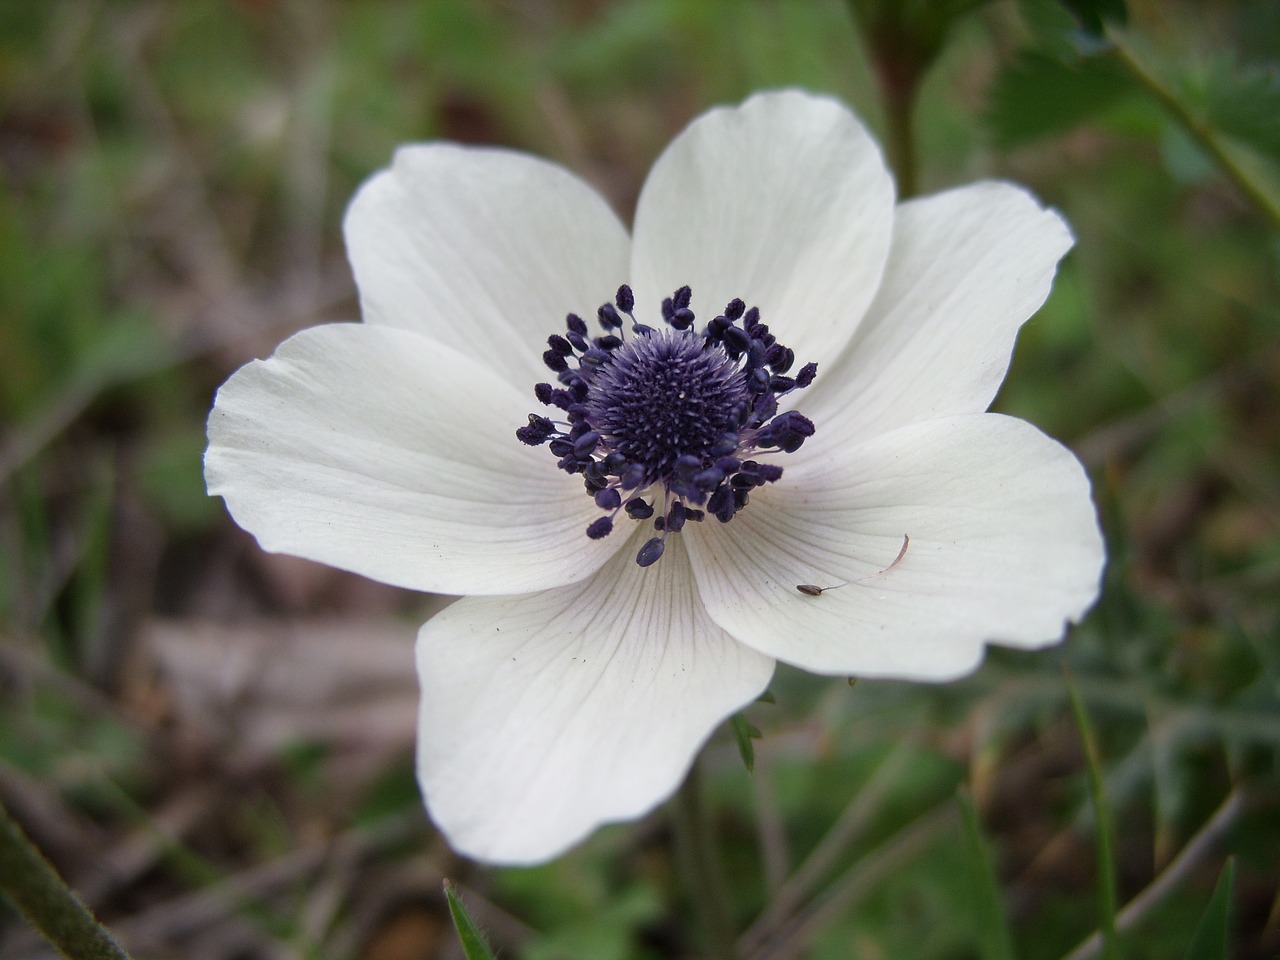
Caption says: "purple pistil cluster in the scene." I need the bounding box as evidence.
[517,284,817,567]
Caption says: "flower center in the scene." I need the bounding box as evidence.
[517,285,817,567]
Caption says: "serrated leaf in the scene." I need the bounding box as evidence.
[986,51,1134,147]
[730,713,761,772]
[1183,859,1235,960]
[1058,0,1126,36]
[443,880,498,960]
[1015,0,1082,61]
[1204,65,1280,164]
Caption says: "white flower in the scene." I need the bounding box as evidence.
[206,90,1104,865]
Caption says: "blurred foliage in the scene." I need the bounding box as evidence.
[1,0,1279,959]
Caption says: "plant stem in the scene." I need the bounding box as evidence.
[1108,31,1280,229]
[672,761,739,960]
[880,72,922,199]
[844,0,937,198]
[0,799,134,960]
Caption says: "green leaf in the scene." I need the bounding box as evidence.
[730,713,762,772]
[443,880,498,960]
[1015,0,1084,61]
[1058,0,1126,36]
[957,788,1016,960]
[1204,64,1280,164]
[985,51,1134,147]
[1183,859,1235,960]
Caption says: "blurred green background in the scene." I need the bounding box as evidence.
[2,1,1278,958]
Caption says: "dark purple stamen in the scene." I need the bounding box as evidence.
[516,284,817,566]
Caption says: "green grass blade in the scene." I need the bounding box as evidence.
[957,787,1017,960]
[1064,666,1121,960]
[1183,859,1235,960]
[730,713,762,772]
[444,879,499,960]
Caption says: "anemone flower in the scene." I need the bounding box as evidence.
[206,90,1104,865]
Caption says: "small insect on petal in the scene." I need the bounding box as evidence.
[796,534,910,597]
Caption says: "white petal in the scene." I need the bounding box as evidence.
[206,323,618,594]
[685,415,1103,680]
[803,182,1073,445]
[415,531,775,864]
[629,90,894,368]
[344,144,631,389]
